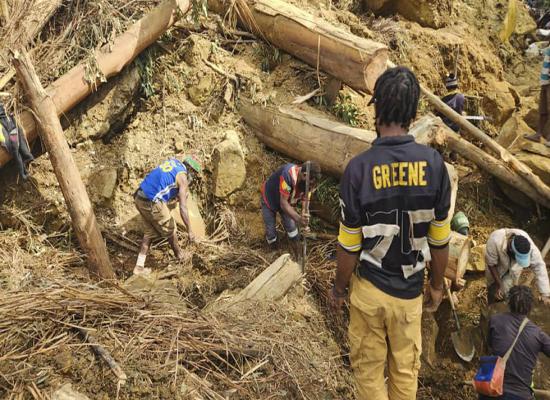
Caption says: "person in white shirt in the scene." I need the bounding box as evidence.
[485,228,550,306]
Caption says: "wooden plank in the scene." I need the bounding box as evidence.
[170,194,207,240]
[231,253,302,303]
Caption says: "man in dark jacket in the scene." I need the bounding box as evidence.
[481,286,550,400]
[437,73,465,133]
[0,103,33,179]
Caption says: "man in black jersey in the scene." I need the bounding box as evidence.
[330,67,451,400]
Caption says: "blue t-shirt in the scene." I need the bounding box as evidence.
[140,159,187,202]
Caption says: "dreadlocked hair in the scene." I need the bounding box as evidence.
[508,285,534,315]
[371,66,420,130]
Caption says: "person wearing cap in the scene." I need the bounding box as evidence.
[485,228,550,306]
[437,73,465,134]
[133,156,201,275]
[260,161,321,256]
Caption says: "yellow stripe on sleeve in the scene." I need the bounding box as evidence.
[428,219,451,247]
[338,222,362,252]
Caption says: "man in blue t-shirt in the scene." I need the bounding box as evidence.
[133,156,201,275]
[260,161,320,254]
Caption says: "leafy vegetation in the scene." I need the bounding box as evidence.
[332,93,360,126]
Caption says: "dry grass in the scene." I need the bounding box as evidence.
[0,276,353,399]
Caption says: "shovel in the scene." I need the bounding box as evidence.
[446,284,475,362]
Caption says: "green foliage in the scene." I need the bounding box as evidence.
[315,176,341,221]
[332,94,360,126]
[136,49,156,98]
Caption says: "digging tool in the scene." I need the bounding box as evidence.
[301,162,311,273]
[446,283,475,362]
[464,115,493,122]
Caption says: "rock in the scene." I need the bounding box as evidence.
[175,140,185,152]
[64,66,141,144]
[467,245,486,272]
[363,0,453,28]
[212,131,246,198]
[89,168,118,202]
[515,0,537,35]
[498,114,533,150]
[188,74,214,106]
[395,0,453,29]
[52,384,91,400]
[481,75,516,126]
[517,151,550,185]
[183,35,211,67]
[363,0,392,12]
[519,95,539,131]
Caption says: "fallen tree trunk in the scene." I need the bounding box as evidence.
[239,99,550,209]
[208,0,388,93]
[431,122,550,209]
[0,0,191,168]
[420,83,550,204]
[13,50,115,279]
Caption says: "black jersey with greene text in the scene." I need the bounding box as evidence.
[338,135,451,299]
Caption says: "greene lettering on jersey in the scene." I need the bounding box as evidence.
[338,136,451,299]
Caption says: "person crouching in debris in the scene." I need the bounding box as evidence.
[260,161,321,256]
[330,66,451,400]
[480,286,550,400]
[0,103,34,180]
[133,156,202,275]
[485,228,550,306]
[437,73,465,133]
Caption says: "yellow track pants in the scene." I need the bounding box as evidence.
[349,275,423,400]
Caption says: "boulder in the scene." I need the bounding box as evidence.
[188,73,214,106]
[52,384,91,400]
[212,131,246,198]
[88,168,118,202]
[515,0,537,36]
[395,0,453,29]
[519,95,539,131]
[498,114,534,150]
[363,0,392,12]
[481,75,516,126]
[363,0,453,28]
[517,151,550,185]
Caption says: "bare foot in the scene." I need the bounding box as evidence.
[133,266,152,275]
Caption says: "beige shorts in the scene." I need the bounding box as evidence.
[134,196,176,239]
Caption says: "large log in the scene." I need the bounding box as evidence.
[420,83,550,205]
[239,101,550,210]
[0,0,191,168]
[13,50,115,279]
[209,0,388,94]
